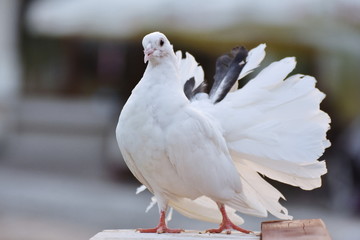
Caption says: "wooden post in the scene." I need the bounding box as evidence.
[261,219,331,240]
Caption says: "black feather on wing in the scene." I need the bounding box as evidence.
[184,77,195,100]
[210,46,248,103]
[184,77,207,100]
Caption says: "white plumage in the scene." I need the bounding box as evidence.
[116,32,330,233]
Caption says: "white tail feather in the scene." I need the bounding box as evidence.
[239,44,266,80]
[245,57,297,89]
[241,158,326,190]
[229,44,266,93]
[136,185,147,194]
[136,185,244,225]
[169,196,244,225]
[176,51,204,90]
[232,160,293,220]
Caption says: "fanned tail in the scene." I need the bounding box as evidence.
[144,44,330,222]
[207,51,330,219]
[215,57,330,191]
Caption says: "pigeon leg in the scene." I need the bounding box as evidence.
[206,203,252,234]
[137,210,184,233]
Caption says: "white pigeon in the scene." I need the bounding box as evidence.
[116,32,330,234]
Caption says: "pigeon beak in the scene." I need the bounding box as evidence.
[144,45,154,63]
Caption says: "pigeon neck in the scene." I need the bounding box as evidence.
[145,55,179,82]
[147,52,177,69]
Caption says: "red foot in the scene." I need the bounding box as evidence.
[206,222,251,235]
[137,210,184,234]
[206,204,252,234]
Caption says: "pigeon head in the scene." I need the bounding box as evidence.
[142,32,174,64]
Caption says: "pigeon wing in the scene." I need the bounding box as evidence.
[164,107,242,202]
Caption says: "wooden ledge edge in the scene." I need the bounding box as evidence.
[90,219,331,240]
[90,229,261,239]
[261,219,331,240]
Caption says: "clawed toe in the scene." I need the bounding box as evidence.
[205,204,252,234]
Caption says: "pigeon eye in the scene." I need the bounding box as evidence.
[159,39,164,47]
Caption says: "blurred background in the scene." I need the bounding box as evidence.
[0,0,360,239]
